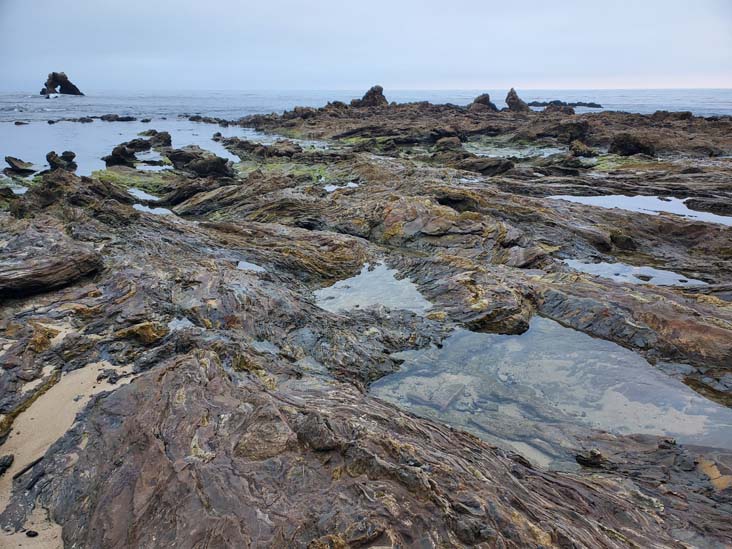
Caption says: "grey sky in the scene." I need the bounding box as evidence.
[1,0,730,91]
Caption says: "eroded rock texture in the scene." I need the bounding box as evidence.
[1,89,732,547]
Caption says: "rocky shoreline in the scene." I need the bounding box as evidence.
[0,87,731,547]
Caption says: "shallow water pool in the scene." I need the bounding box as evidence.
[371,317,732,468]
[315,263,432,314]
[563,259,706,286]
[550,194,732,226]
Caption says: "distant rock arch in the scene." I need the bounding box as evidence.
[40,72,84,96]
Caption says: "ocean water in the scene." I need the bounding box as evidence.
[1,89,731,176]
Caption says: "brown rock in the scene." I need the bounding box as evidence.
[0,226,102,297]
[506,88,530,112]
[350,85,388,108]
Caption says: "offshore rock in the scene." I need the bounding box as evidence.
[468,93,498,112]
[544,103,575,115]
[165,147,235,178]
[505,87,530,112]
[528,99,603,108]
[4,157,35,175]
[39,72,84,96]
[100,114,137,122]
[350,85,388,108]
[46,150,77,172]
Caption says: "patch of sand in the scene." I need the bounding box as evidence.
[1,506,62,548]
[0,361,134,544]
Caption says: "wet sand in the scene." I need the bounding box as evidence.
[0,362,134,546]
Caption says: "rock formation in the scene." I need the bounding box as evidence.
[528,99,603,109]
[1,90,732,547]
[4,157,35,175]
[39,72,84,96]
[468,93,498,112]
[350,85,388,108]
[46,150,77,172]
[505,87,530,112]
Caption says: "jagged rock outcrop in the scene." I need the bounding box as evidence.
[505,88,530,112]
[350,85,388,108]
[39,72,84,96]
[4,157,35,175]
[46,151,77,172]
[468,93,498,112]
[2,93,732,547]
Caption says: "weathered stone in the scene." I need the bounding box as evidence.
[40,72,83,96]
[468,93,498,112]
[350,85,388,108]
[505,88,530,112]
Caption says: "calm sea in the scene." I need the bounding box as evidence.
[1,89,731,176]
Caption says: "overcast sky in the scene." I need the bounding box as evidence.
[1,0,730,91]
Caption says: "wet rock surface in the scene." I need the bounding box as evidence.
[1,89,732,547]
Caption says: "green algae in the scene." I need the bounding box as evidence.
[92,167,172,194]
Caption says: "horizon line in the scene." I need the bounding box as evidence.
[2,86,732,93]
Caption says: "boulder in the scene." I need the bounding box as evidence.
[505,88,530,113]
[103,145,138,167]
[5,156,36,175]
[46,151,77,172]
[165,147,234,178]
[40,72,84,96]
[350,85,388,108]
[609,133,656,156]
[468,93,498,112]
[139,129,172,147]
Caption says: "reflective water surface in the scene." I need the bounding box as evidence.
[237,260,266,273]
[315,263,432,314]
[371,317,732,469]
[133,204,174,215]
[550,194,732,226]
[127,187,161,201]
[564,259,707,286]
